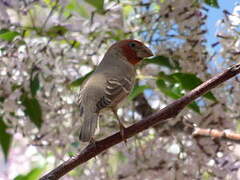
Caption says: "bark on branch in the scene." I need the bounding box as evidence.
[40,63,240,180]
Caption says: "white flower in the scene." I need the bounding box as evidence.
[229,4,240,26]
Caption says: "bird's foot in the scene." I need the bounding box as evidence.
[119,123,127,145]
[88,138,97,149]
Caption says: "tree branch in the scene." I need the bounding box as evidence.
[193,127,240,141]
[40,63,240,180]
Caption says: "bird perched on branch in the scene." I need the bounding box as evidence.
[77,40,153,142]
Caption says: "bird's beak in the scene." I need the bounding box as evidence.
[137,45,154,59]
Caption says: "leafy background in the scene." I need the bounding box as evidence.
[0,0,240,179]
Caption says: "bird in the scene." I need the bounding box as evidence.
[77,39,153,142]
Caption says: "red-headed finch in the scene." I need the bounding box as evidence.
[77,40,153,142]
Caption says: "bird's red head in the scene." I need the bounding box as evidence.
[110,40,153,65]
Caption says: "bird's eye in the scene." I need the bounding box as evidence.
[129,42,136,48]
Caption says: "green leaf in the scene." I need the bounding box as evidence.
[0,29,20,41]
[156,79,200,113]
[157,71,220,113]
[68,151,75,157]
[84,0,104,13]
[171,73,217,101]
[14,167,45,180]
[188,102,200,113]
[158,72,176,84]
[203,91,217,102]
[128,85,150,100]
[21,94,43,129]
[30,73,40,97]
[204,0,219,8]
[144,56,180,70]
[45,25,68,38]
[65,0,89,18]
[171,73,202,90]
[156,79,181,99]
[0,117,12,161]
[156,72,218,113]
[68,71,93,88]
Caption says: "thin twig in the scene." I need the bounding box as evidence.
[192,128,240,141]
[40,63,240,180]
[41,0,59,29]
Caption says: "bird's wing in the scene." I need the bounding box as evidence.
[96,77,133,112]
[77,90,84,116]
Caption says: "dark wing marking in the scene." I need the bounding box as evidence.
[96,96,112,111]
[96,77,132,112]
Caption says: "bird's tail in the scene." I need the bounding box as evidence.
[79,112,98,142]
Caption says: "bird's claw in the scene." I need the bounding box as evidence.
[119,124,127,145]
[88,138,97,149]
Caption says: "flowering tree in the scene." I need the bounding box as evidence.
[0,0,240,179]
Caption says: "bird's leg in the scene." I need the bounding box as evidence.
[111,108,127,144]
[87,138,98,160]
